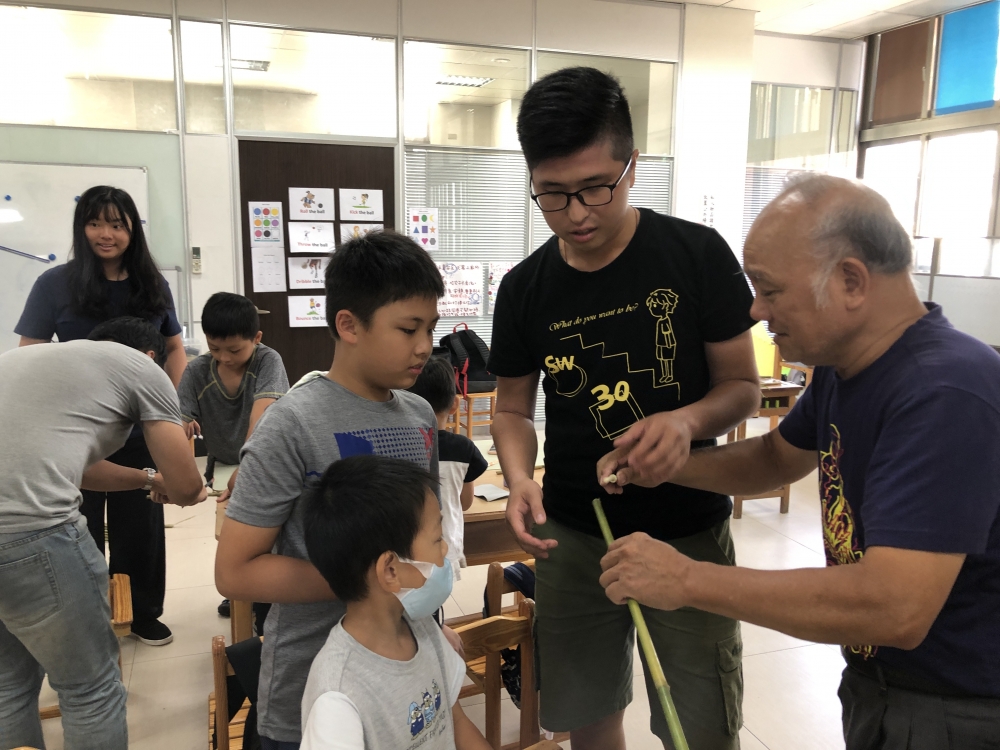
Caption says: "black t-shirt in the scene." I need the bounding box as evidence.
[780,305,1000,697]
[14,264,182,343]
[488,209,755,541]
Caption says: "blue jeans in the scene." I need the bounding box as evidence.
[0,517,127,750]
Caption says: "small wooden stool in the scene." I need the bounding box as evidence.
[40,573,132,720]
[727,378,803,519]
[455,389,498,438]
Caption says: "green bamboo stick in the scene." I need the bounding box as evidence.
[593,497,690,750]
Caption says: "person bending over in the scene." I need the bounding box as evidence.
[0,316,206,750]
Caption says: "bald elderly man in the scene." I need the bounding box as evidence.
[596,173,1000,747]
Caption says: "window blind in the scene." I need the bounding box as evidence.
[742,166,795,258]
[404,146,542,421]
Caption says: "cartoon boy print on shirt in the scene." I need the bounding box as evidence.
[408,680,443,737]
[646,289,680,389]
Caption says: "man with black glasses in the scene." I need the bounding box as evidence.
[488,67,761,749]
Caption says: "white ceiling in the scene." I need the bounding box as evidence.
[688,0,978,38]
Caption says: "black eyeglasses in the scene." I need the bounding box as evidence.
[531,158,634,213]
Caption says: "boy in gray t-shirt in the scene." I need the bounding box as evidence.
[299,456,489,750]
[216,231,448,747]
[178,293,288,496]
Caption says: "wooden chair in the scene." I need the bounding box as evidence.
[455,389,499,438]
[40,574,132,721]
[209,635,254,750]
[455,599,540,750]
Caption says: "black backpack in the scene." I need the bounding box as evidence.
[439,323,496,396]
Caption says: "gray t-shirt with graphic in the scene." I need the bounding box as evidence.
[301,615,464,750]
[177,343,288,465]
[0,340,181,533]
[226,376,439,742]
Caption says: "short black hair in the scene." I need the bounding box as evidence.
[325,230,444,339]
[304,455,438,603]
[407,356,456,415]
[88,316,167,367]
[517,67,634,171]
[201,292,259,340]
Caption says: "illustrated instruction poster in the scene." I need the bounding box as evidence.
[288,221,335,253]
[248,202,283,247]
[289,187,334,219]
[487,261,517,314]
[436,261,484,317]
[408,208,438,249]
[339,222,383,243]
[339,189,383,221]
[287,256,329,290]
[288,295,327,328]
[250,247,287,292]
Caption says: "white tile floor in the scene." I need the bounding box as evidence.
[39,418,846,750]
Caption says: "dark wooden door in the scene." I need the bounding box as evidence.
[237,139,395,383]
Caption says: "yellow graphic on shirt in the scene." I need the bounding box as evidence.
[820,424,876,660]
[544,354,588,397]
[646,289,680,388]
[544,336,660,440]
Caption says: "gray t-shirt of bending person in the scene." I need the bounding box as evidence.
[225,376,439,743]
[177,343,289,465]
[0,340,181,533]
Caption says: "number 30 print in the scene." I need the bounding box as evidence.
[591,380,631,411]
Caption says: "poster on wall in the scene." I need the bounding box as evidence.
[339,222,384,244]
[407,208,438,249]
[288,295,327,328]
[289,187,334,219]
[339,189,383,221]
[288,221,335,253]
[436,261,484,317]
[487,261,517,314]
[248,202,283,247]
[250,247,287,292]
[287,256,329,290]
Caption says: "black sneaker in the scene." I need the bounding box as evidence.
[218,598,231,618]
[131,619,173,646]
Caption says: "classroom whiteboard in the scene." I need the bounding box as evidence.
[0,161,149,354]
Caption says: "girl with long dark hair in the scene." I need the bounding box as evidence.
[15,185,186,646]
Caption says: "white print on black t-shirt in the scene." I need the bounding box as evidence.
[543,288,681,440]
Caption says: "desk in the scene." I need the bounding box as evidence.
[464,467,543,566]
[728,378,804,519]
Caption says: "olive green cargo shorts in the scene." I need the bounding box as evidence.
[533,518,743,749]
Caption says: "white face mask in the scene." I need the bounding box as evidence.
[393,556,454,620]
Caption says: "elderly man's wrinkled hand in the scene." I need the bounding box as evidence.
[599,532,695,611]
[599,412,693,490]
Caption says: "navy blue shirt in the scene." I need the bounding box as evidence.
[14,264,182,343]
[779,304,1000,697]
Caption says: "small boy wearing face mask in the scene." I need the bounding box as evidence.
[300,455,491,750]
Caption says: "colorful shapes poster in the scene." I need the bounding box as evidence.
[408,208,438,249]
[339,222,383,244]
[250,247,287,293]
[488,261,517,314]
[436,261,484,317]
[339,189,383,221]
[287,256,329,290]
[288,295,327,328]
[288,221,335,253]
[249,202,283,247]
[289,187,334,219]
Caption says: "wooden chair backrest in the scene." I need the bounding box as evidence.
[485,559,535,618]
[454,598,539,750]
[211,635,231,750]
